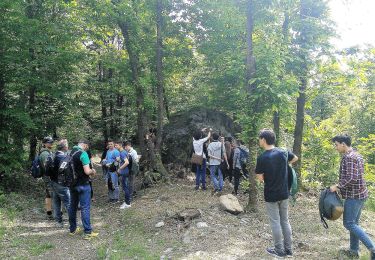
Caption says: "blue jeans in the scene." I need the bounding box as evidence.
[108,172,119,201]
[195,159,206,189]
[69,184,92,234]
[121,173,134,205]
[210,165,223,191]
[51,181,70,223]
[343,198,375,253]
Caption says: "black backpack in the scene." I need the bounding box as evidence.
[57,151,80,187]
[31,151,54,178]
[319,188,344,229]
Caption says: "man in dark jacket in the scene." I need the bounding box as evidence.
[50,139,71,228]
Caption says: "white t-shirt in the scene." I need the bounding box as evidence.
[193,136,209,159]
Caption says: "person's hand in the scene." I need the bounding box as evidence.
[201,127,207,131]
[90,169,96,176]
[330,184,338,192]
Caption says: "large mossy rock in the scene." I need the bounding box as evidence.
[162,107,240,166]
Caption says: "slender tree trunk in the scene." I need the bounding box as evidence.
[245,0,258,212]
[155,0,164,152]
[99,61,109,143]
[28,84,37,161]
[118,21,146,154]
[273,111,280,146]
[293,0,308,175]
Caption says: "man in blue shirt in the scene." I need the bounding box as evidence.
[102,140,120,202]
[115,141,132,209]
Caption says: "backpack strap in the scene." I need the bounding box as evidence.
[321,214,328,229]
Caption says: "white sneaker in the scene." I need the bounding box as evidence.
[120,203,131,209]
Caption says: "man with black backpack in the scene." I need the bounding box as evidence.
[50,139,71,228]
[68,140,98,240]
[255,129,298,258]
[39,136,55,219]
[330,135,375,260]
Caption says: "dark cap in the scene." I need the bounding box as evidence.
[42,136,54,144]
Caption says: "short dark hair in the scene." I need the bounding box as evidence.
[107,139,114,144]
[212,132,220,141]
[124,141,132,147]
[193,130,203,141]
[115,140,123,145]
[332,135,352,146]
[259,128,276,145]
[78,139,89,145]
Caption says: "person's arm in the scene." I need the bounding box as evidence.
[80,152,96,176]
[256,173,264,182]
[232,149,238,169]
[255,157,264,182]
[119,158,129,170]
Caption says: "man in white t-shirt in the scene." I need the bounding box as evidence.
[192,128,211,190]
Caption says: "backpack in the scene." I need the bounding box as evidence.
[57,151,80,187]
[287,165,298,203]
[31,155,43,178]
[128,153,139,175]
[319,188,344,229]
[30,151,54,178]
[239,147,249,164]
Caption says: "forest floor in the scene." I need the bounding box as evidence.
[1,156,375,260]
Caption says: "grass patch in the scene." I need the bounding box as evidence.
[29,242,55,256]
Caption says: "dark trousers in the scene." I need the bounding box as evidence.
[121,173,134,205]
[241,162,249,179]
[233,167,241,194]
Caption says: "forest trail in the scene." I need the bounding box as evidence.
[1,157,375,259]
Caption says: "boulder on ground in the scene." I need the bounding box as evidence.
[219,194,244,215]
[162,107,240,166]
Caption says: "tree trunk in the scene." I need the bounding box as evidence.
[245,0,258,212]
[155,0,164,152]
[292,0,308,175]
[99,61,109,143]
[118,20,147,155]
[28,84,37,161]
[273,111,280,146]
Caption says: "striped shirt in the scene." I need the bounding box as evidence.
[338,149,368,199]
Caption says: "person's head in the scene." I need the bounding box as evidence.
[57,139,68,151]
[107,139,114,150]
[42,136,54,149]
[114,140,123,150]
[258,128,276,147]
[232,140,239,148]
[193,130,203,141]
[78,139,90,151]
[237,139,243,146]
[212,132,220,141]
[124,141,132,151]
[332,135,352,153]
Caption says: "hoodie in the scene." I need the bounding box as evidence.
[208,141,226,166]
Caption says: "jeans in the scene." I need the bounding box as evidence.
[121,173,134,205]
[108,172,119,201]
[233,167,241,194]
[69,184,92,234]
[343,198,375,253]
[51,181,70,223]
[195,159,207,189]
[265,199,292,254]
[210,165,223,191]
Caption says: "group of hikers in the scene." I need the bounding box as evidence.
[32,127,375,259]
[192,128,375,259]
[35,137,138,240]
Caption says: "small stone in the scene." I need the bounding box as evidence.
[196,222,208,228]
[155,221,165,228]
[164,248,173,253]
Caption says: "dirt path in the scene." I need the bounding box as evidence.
[1,164,375,259]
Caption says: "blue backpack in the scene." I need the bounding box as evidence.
[239,147,249,164]
[31,155,43,178]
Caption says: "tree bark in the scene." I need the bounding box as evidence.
[155,0,164,152]
[99,61,109,143]
[292,0,308,175]
[245,0,258,212]
[118,20,147,154]
[273,111,280,146]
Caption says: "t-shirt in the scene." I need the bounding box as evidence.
[255,148,295,202]
[71,146,91,185]
[193,136,209,159]
[105,148,120,173]
[119,149,129,175]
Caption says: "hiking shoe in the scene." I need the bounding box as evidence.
[55,222,64,228]
[120,202,131,209]
[69,227,82,236]
[338,249,359,259]
[285,249,293,258]
[194,186,199,190]
[266,247,286,258]
[83,231,99,240]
